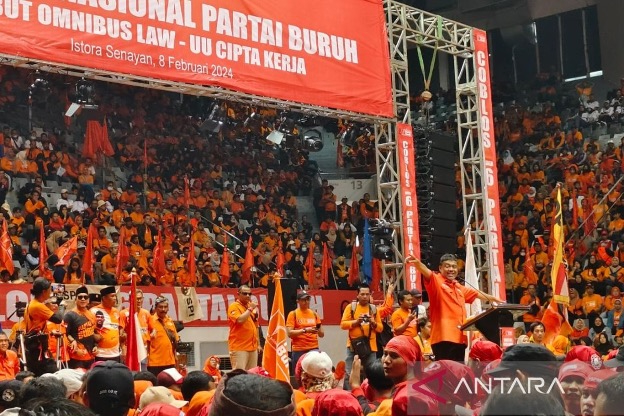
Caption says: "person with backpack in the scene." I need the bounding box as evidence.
[285,291,324,376]
[340,284,382,389]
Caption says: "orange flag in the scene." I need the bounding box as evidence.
[82,225,96,283]
[0,220,14,275]
[220,247,231,286]
[262,278,290,382]
[371,258,382,292]
[347,237,360,286]
[39,225,48,276]
[276,241,285,277]
[184,176,191,210]
[115,234,130,280]
[321,242,330,287]
[54,236,78,266]
[241,237,254,284]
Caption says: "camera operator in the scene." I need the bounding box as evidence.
[23,277,63,376]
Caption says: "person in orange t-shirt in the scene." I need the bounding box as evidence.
[147,296,179,377]
[408,254,502,362]
[90,286,122,362]
[286,291,324,374]
[227,285,259,370]
[0,332,19,381]
[391,290,418,338]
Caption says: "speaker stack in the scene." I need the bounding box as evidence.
[415,131,459,270]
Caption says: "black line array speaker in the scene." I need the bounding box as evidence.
[416,130,458,270]
[268,278,299,317]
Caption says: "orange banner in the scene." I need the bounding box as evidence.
[473,29,505,301]
[397,123,421,291]
[0,0,392,117]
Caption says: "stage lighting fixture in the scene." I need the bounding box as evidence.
[369,219,394,261]
[75,78,95,105]
[29,71,50,103]
[303,130,323,152]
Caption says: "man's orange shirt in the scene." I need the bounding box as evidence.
[147,315,179,367]
[423,272,479,345]
[24,299,53,333]
[0,350,20,380]
[120,308,151,345]
[227,301,258,352]
[286,308,321,351]
[391,308,417,338]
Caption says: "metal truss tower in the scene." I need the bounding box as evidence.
[380,0,493,292]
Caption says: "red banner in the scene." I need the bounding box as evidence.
[0,0,392,117]
[0,285,384,328]
[473,29,505,300]
[397,123,421,291]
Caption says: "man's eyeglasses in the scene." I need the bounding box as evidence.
[240,292,252,296]
[76,295,89,300]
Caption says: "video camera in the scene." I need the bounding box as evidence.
[15,301,26,319]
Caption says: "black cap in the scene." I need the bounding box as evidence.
[297,291,311,300]
[86,361,135,413]
[100,286,116,297]
[75,286,89,296]
[410,289,422,297]
[486,344,557,377]
[0,380,22,408]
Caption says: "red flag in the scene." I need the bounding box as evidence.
[82,225,96,283]
[125,269,140,371]
[115,235,130,281]
[153,228,166,279]
[572,193,579,229]
[39,225,48,276]
[262,278,290,382]
[220,246,231,286]
[276,241,285,277]
[54,236,78,266]
[321,243,330,287]
[188,226,196,287]
[241,237,254,284]
[184,176,191,210]
[0,220,13,275]
[523,245,538,286]
[348,237,360,286]
[371,258,382,292]
[305,242,317,289]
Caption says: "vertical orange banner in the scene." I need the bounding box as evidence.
[473,29,505,301]
[397,123,421,291]
[262,278,290,382]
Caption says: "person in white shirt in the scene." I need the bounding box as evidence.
[56,189,74,211]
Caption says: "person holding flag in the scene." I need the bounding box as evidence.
[286,290,324,376]
[63,286,98,369]
[120,288,150,369]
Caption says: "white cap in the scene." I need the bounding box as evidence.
[139,386,188,410]
[301,351,333,379]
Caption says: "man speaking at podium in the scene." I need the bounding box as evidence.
[407,254,502,362]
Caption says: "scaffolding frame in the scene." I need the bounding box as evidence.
[381,0,492,291]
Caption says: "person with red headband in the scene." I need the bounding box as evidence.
[380,335,439,416]
[407,254,503,362]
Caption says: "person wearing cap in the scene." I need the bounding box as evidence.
[84,361,135,416]
[580,369,618,416]
[147,296,179,377]
[91,286,122,362]
[0,379,23,413]
[227,285,260,370]
[23,277,63,376]
[0,333,19,381]
[138,385,187,412]
[407,253,502,362]
[63,286,98,369]
[391,290,418,338]
[286,291,324,376]
[468,339,503,378]
[558,360,593,416]
[409,289,427,320]
[55,189,73,211]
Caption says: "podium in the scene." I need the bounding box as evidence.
[460,304,530,346]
